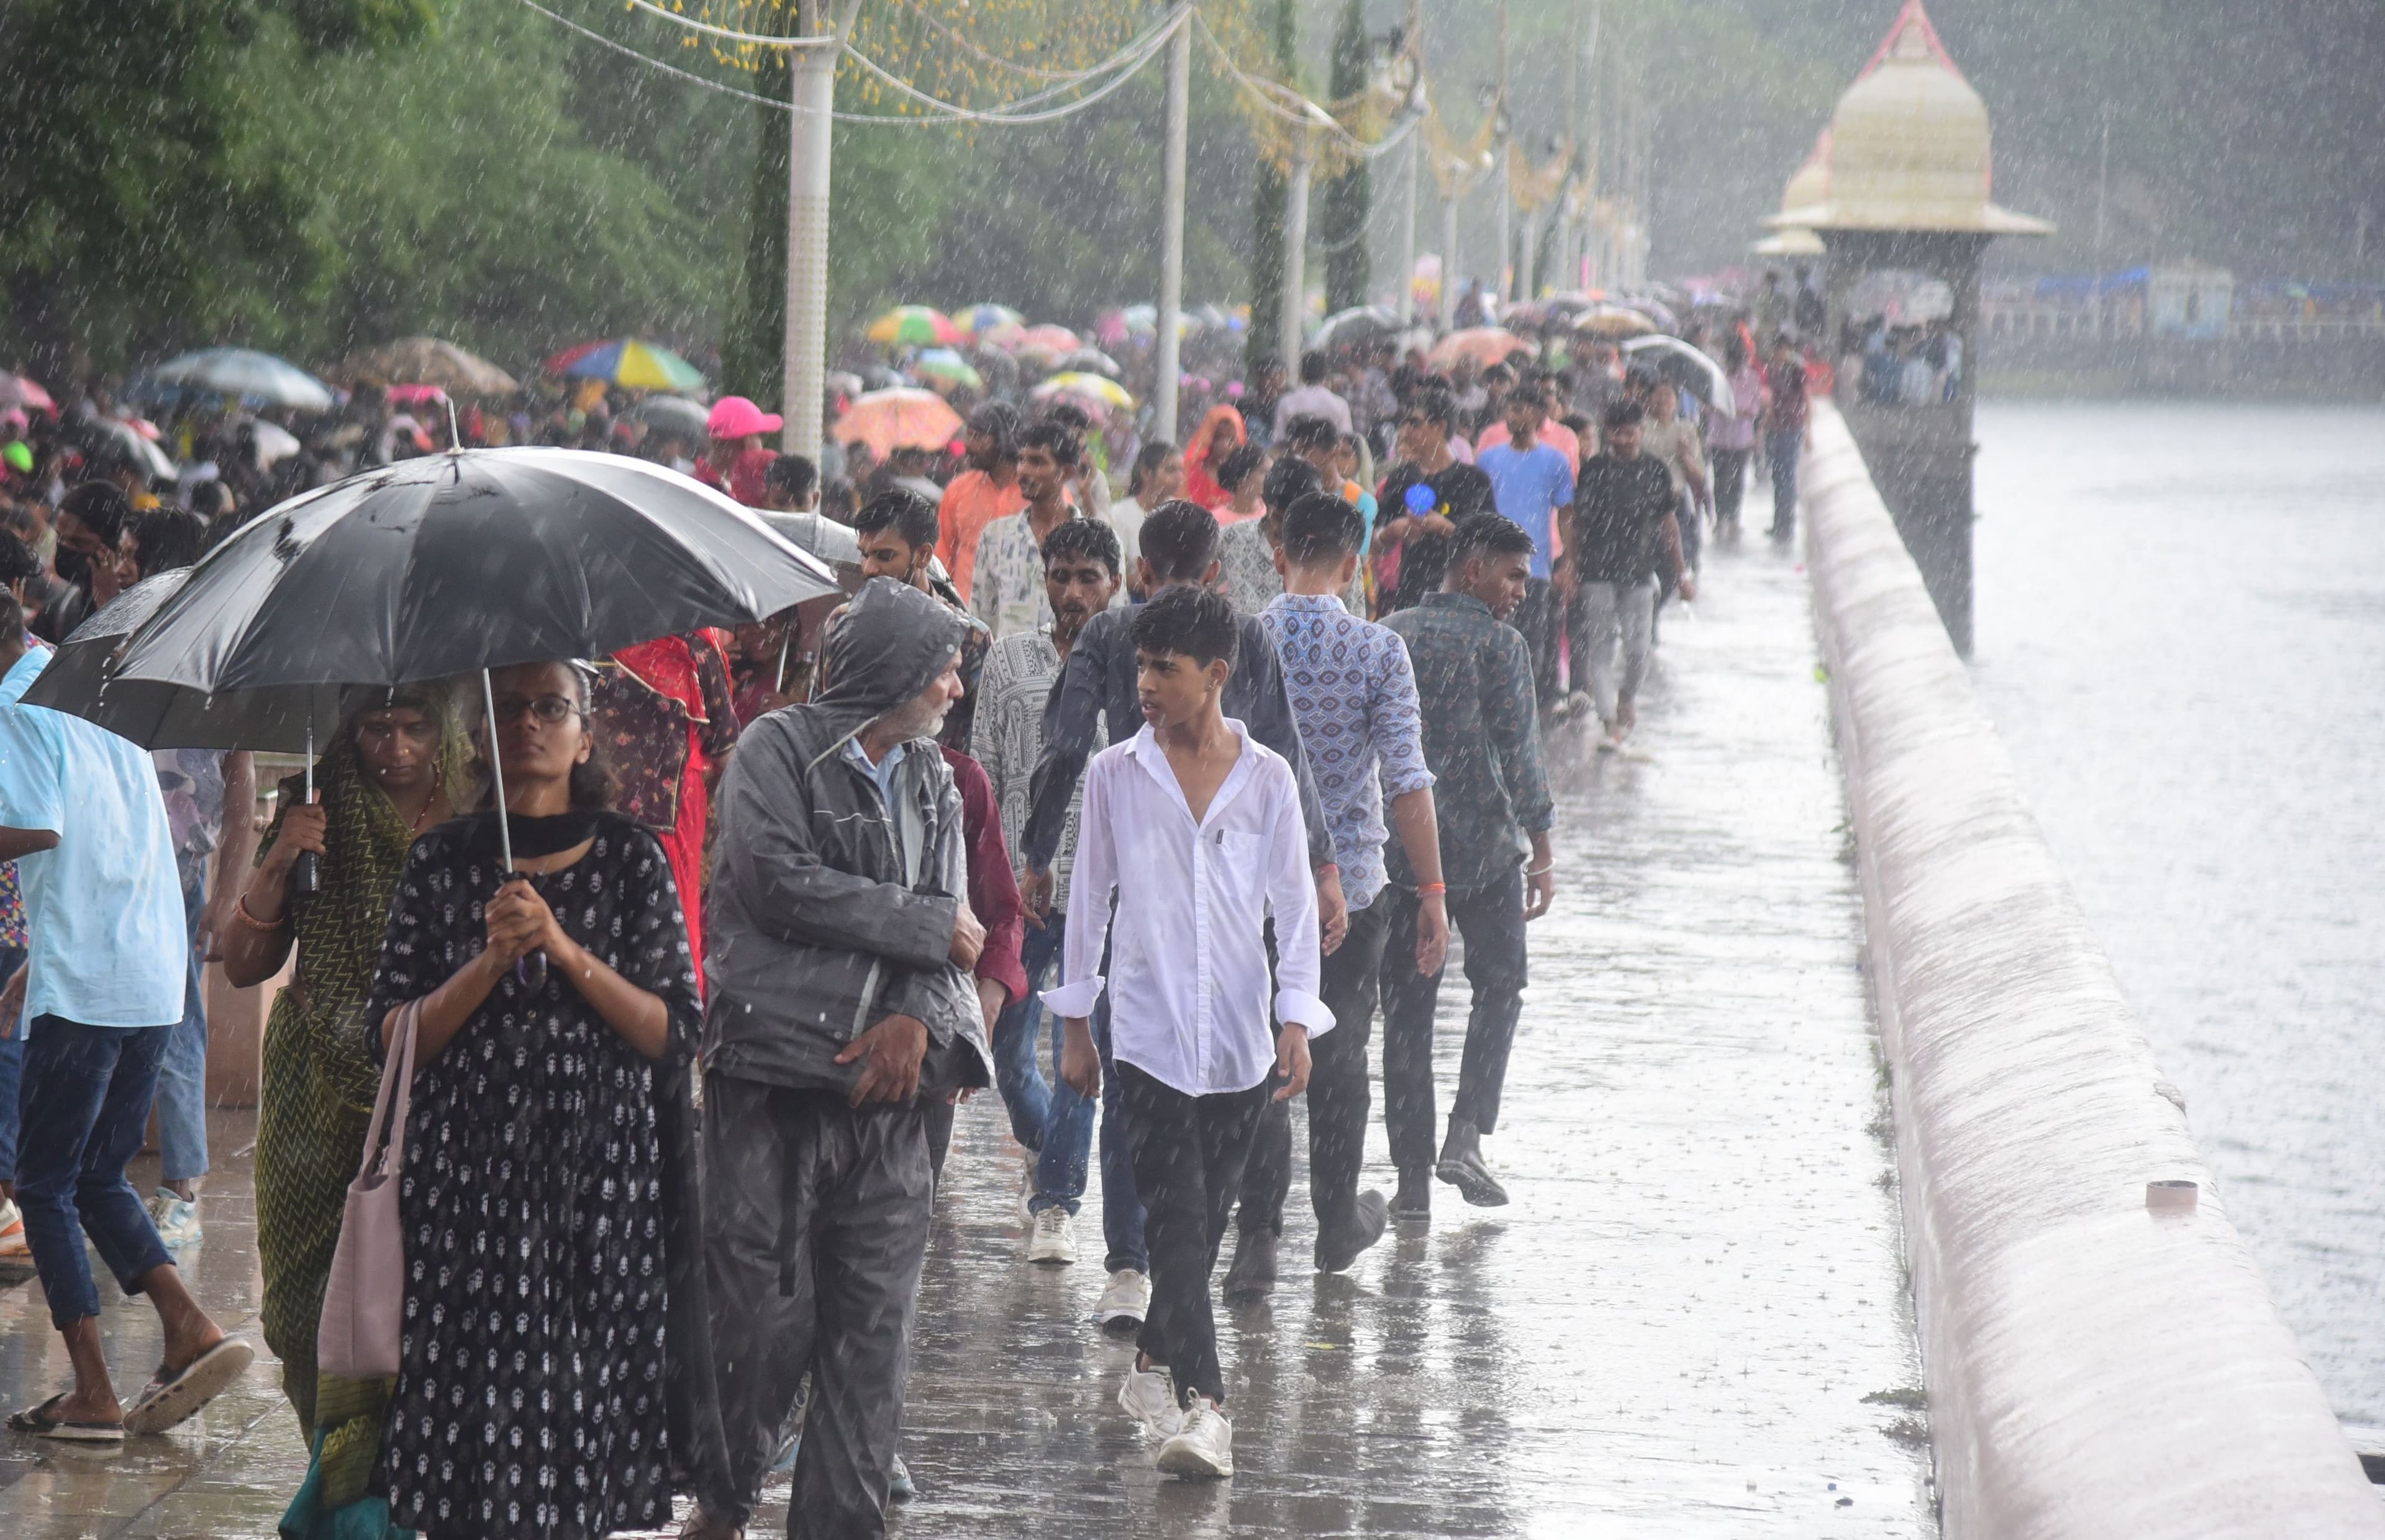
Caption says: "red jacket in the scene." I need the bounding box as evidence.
[942,746,1027,1009]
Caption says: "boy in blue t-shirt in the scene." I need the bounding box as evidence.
[1474,391,1576,707]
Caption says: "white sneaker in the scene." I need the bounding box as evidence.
[1117,1362,1184,1438]
[1093,1268,1150,1329]
[1156,1396,1233,1479]
[0,1197,26,1258]
[1026,1206,1077,1265]
[146,1189,202,1252]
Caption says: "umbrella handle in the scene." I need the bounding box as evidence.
[481,667,543,990]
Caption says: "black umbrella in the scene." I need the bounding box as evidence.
[20,571,345,753]
[106,448,838,920]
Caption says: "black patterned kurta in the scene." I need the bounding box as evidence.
[366,813,700,1540]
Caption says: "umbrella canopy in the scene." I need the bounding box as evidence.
[631,394,712,440]
[1019,324,1081,353]
[250,419,303,469]
[1030,373,1133,412]
[1312,305,1401,353]
[1056,347,1120,378]
[832,387,963,458]
[20,571,345,752]
[340,337,519,395]
[973,320,1028,353]
[127,348,337,412]
[1620,335,1735,416]
[954,304,1023,338]
[1119,304,1158,337]
[1571,304,1662,340]
[760,511,863,571]
[384,383,448,407]
[912,348,984,391]
[543,338,706,392]
[866,306,963,347]
[1426,327,1537,370]
[107,448,837,696]
[1612,294,1682,332]
[72,417,178,482]
[0,371,57,415]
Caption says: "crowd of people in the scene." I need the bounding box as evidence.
[0,312,1819,1537]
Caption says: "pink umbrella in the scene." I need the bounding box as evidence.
[386,383,450,405]
[0,372,57,415]
[1019,324,1081,353]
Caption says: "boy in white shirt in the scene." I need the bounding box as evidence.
[1045,584,1331,1480]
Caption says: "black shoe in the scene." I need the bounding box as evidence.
[1314,1190,1390,1273]
[1222,1226,1278,1300]
[1435,1118,1510,1207]
[1389,1168,1432,1222]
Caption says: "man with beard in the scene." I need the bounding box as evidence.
[935,401,1025,605]
[691,578,991,1540]
[39,482,136,642]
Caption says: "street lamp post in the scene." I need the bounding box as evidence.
[1155,16,1191,443]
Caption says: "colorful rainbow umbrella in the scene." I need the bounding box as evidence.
[912,348,984,392]
[543,338,706,391]
[866,306,963,347]
[955,304,1024,337]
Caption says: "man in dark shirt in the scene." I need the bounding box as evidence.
[1761,333,1811,540]
[1373,386,1495,615]
[1565,401,1692,748]
[1379,515,1555,1220]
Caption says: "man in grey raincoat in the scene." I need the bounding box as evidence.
[688,577,991,1540]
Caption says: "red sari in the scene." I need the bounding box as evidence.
[591,634,741,971]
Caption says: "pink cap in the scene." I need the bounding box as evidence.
[707,396,783,440]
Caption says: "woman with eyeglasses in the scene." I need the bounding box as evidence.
[225,684,471,1524]
[363,659,702,1540]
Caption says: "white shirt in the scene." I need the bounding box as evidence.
[1043,720,1332,1097]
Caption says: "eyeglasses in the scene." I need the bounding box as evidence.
[492,694,583,725]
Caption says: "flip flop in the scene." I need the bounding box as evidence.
[122,1338,255,1435]
[8,1392,125,1442]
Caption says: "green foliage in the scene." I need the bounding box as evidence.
[1245,0,1299,367]
[1319,0,1370,314]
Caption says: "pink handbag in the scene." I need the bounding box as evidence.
[316,999,419,1380]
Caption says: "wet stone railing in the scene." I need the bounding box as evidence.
[1801,401,2383,1539]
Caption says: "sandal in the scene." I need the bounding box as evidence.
[122,1337,255,1435]
[8,1392,125,1442]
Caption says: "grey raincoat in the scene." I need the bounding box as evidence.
[703,577,992,1098]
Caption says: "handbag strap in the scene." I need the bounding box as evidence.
[357,999,421,1183]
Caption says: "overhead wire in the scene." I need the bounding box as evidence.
[620,0,837,48]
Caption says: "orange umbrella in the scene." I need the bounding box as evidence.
[1427,327,1538,370]
[833,387,963,457]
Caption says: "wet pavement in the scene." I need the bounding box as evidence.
[0,519,1933,1537]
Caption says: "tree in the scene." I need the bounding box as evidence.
[1243,0,1297,369]
[1320,0,1370,314]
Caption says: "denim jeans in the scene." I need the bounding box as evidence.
[1030,944,1147,1275]
[1765,428,1802,533]
[988,913,1064,1151]
[1379,866,1530,1175]
[152,865,211,1186]
[0,943,24,1184]
[17,1016,178,1328]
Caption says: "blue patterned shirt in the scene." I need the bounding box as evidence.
[1258,592,1434,910]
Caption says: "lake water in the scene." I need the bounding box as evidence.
[1968,398,2385,1424]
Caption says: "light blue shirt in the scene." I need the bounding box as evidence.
[0,647,185,1030]
[1476,440,1577,580]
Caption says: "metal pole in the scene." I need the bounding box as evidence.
[781,0,843,459]
[1495,0,1512,302]
[480,669,515,874]
[1519,204,1538,300]
[1281,129,1313,376]
[1154,16,1191,444]
[1398,129,1420,328]
[1441,189,1459,328]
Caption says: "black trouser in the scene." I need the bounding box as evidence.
[704,1076,934,1539]
[1712,447,1750,526]
[1379,867,1529,1175]
[1118,1062,1270,1407]
[1235,899,1391,1238]
[1515,576,1562,705]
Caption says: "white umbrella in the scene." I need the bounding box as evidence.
[1621,335,1735,417]
[127,348,338,412]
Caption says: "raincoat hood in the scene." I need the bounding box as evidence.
[814,576,970,723]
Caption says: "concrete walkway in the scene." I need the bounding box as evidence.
[0,528,1933,1538]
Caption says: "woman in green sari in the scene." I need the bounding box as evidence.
[221,684,470,1528]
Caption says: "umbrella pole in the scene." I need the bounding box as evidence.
[290,722,322,896]
[775,627,791,695]
[480,668,515,872]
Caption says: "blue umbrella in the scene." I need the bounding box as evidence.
[127,348,338,412]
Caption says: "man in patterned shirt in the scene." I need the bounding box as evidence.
[1229,492,1449,1286]
[969,421,1084,643]
[1379,515,1556,1218]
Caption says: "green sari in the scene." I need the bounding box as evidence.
[256,700,470,1529]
